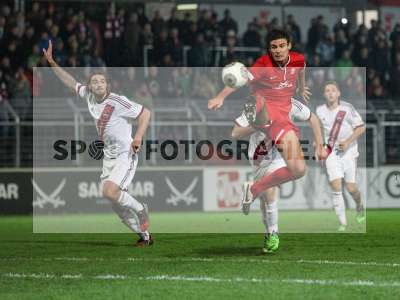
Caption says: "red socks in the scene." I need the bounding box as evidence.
[250,167,296,198]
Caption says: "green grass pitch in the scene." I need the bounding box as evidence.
[1,210,400,299]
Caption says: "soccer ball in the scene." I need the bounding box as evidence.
[222,62,250,88]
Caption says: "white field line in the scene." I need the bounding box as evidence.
[1,257,400,268]
[2,273,400,288]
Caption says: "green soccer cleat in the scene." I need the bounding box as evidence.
[356,205,366,224]
[262,232,279,254]
[338,224,347,232]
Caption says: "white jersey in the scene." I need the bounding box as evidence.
[76,83,143,159]
[235,98,311,172]
[316,101,364,158]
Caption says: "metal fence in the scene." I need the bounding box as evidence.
[1,97,398,168]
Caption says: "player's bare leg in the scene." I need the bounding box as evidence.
[103,180,152,243]
[346,182,365,223]
[330,179,347,231]
[250,130,306,198]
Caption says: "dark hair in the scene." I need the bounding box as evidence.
[323,80,340,91]
[87,71,109,84]
[87,71,111,94]
[266,29,291,48]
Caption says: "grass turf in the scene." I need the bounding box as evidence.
[0,210,399,300]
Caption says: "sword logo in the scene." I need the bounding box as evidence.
[32,178,67,209]
[165,177,198,206]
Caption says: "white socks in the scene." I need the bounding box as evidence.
[117,191,144,213]
[332,191,347,226]
[112,202,150,239]
[261,200,278,234]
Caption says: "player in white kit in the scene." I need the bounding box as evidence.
[316,81,366,231]
[43,40,153,246]
[232,98,325,253]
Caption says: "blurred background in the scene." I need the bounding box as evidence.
[0,0,399,218]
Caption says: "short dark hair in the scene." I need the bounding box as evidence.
[323,80,340,91]
[266,29,291,47]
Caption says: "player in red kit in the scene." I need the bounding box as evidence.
[209,29,326,201]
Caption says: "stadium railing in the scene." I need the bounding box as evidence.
[1,97,399,167]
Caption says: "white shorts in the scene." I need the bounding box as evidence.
[325,153,357,183]
[253,156,286,181]
[101,151,138,191]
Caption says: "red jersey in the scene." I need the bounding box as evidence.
[249,51,306,103]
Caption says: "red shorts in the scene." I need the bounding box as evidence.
[255,96,300,143]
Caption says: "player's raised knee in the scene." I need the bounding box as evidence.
[293,163,306,178]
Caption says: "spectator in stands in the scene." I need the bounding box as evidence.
[188,33,210,67]
[10,68,31,120]
[180,12,193,43]
[368,76,386,100]
[22,26,36,61]
[219,9,238,44]
[136,6,148,28]
[286,14,302,45]
[124,12,141,66]
[306,18,319,54]
[151,10,166,37]
[373,37,390,77]
[153,29,170,65]
[243,22,261,48]
[53,38,67,66]
[168,27,183,65]
[141,23,154,46]
[390,23,400,62]
[103,6,123,65]
[175,67,192,98]
[334,49,353,83]
[343,67,365,99]
[167,8,180,30]
[334,29,349,60]
[183,22,198,46]
[353,47,372,67]
[27,45,41,69]
[315,34,335,66]
[192,71,217,100]
[0,68,9,138]
[146,66,161,99]
[390,52,400,100]
[91,48,106,68]
[205,11,219,45]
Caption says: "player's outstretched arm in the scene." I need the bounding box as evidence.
[131,108,151,153]
[308,112,328,160]
[231,124,256,139]
[42,40,77,92]
[208,86,237,110]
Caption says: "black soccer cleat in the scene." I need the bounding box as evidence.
[134,235,154,247]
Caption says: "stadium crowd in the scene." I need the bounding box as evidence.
[1,2,400,109]
[0,1,399,165]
